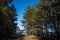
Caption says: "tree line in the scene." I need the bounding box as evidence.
[22,0,60,40]
[0,0,18,39]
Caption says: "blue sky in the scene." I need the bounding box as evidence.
[12,0,39,30]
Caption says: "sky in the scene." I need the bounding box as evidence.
[12,0,39,30]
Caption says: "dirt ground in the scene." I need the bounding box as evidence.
[23,35,39,40]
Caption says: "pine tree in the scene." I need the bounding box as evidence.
[22,0,60,40]
[0,0,17,39]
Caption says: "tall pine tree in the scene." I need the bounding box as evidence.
[0,0,17,39]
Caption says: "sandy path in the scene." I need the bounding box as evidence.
[23,35,39,40]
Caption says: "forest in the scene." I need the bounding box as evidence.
[22,0,60,40]
[0,0,60,40]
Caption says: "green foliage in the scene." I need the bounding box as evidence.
[0,0,17,39]
[22,0,59,34]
